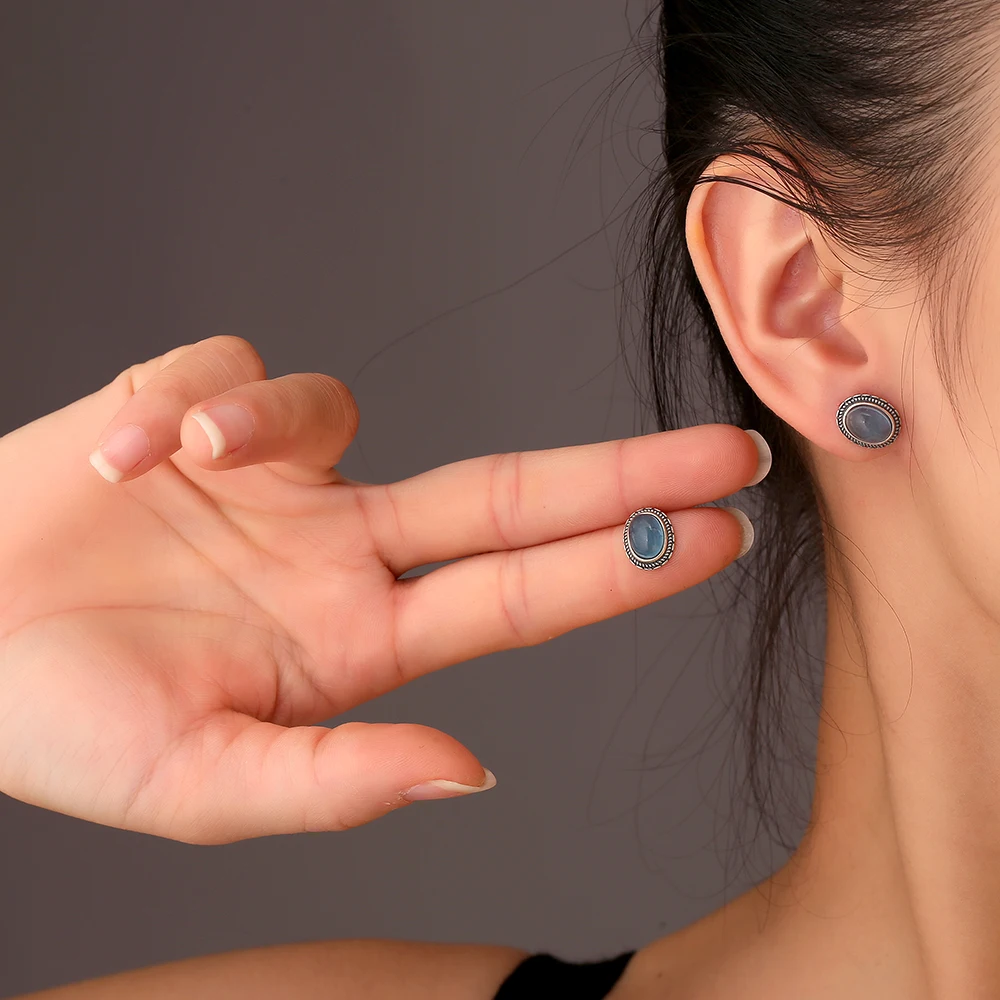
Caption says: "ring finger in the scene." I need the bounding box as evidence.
[388,503,750,682]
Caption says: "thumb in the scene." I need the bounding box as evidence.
[143,717,497,845]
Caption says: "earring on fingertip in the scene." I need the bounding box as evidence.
[622,428,767,570]
[623,507,675,570]
[836,393,901,449]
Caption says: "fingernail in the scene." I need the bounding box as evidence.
[401,768,497,802]
[743,429,772,486]
[89,424,150,483]
[191,404,255,460]
[720,506,755,558]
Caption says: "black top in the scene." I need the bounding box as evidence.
[493,951,637,998]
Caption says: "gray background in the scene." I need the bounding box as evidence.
[0,2,812,995]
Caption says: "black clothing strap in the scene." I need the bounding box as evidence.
[493,950,637,998]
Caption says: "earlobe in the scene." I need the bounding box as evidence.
[683,157,891,458]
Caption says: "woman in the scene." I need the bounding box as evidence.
[3,0,992,995]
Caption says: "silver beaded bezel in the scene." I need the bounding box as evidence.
[623,507,675,570]
[836,394,901,449]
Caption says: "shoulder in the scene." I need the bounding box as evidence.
[609,884,774,998]
[14,939,532,1000]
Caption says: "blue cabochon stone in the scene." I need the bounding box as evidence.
[628,512,665,560]
[846,403,893,445]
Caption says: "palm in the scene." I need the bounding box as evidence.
[0,380,398,840]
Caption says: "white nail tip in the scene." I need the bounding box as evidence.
[191,411,227,460]
[89,448,124,484]
[743,429,772,486]
[426,769,497,795]
[722,506,755,559]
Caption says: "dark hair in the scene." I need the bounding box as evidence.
[623,0,998,871]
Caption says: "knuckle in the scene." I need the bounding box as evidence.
[318,723,378,833]
[487,451,524,551]
[326,721,368,764]
[355,484,398,574]
[388,581,410,688]
[497,548,534,647]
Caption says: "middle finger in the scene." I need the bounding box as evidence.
[360,423,767,577]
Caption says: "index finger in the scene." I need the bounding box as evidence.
[361,424,770,577]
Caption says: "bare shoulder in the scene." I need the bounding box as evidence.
[609,880,787,1000]
[13,940,532,1000]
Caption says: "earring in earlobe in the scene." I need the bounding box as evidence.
[836,393,901,449]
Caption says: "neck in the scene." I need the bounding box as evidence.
[757,450,1000,999]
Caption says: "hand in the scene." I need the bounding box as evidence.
[0,336,764,844]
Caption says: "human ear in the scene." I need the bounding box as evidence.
[684,155,899,460]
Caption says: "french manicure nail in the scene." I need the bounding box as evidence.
[191,404,255,460]
[743,429,772,486]
[401,768,497,801]
[720,506,755,559]
[89,424,150,483]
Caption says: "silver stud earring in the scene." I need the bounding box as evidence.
[837,393,901,449]
[623,507,675,570]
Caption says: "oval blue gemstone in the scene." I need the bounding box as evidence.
[628,512,665,560]
[846,403,893,445]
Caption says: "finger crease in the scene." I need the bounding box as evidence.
[498,548,532,647]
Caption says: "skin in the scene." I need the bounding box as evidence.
[0,336,761,995]
[8,132,1000,997]
[609,139,1000,1000]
